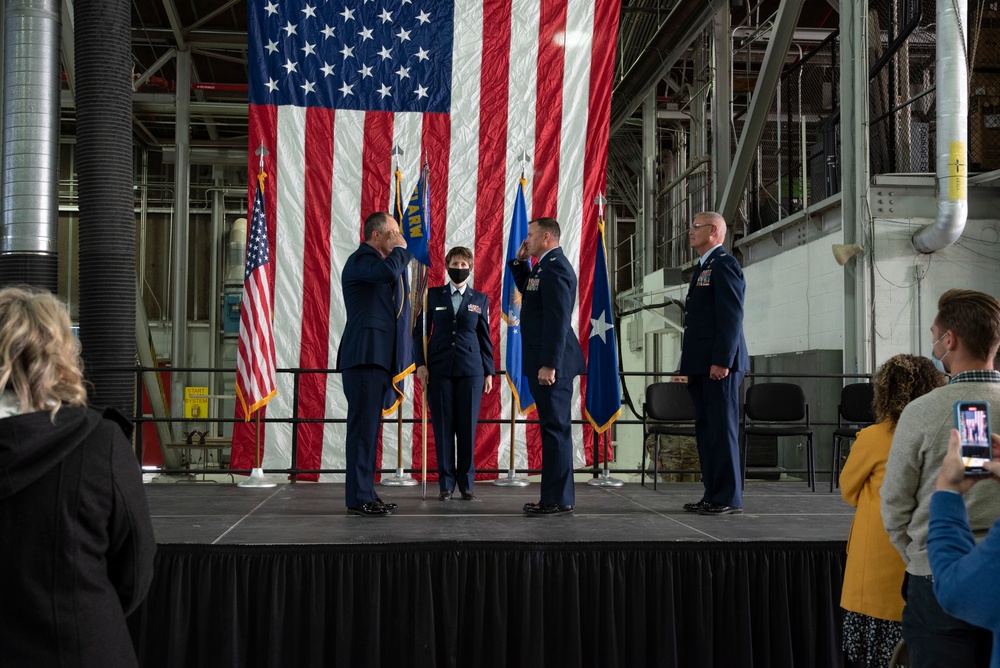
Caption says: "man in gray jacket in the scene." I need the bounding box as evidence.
[882,288,1000,668]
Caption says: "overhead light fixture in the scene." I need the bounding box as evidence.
[832,243,865,266]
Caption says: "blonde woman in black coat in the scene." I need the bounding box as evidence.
[0,287,156,667]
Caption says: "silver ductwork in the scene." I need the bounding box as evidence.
[912,0,968,253]
[1,0,61,256]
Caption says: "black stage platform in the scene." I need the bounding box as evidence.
[131,481,853,668]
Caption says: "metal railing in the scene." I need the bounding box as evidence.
[130,366,870,486]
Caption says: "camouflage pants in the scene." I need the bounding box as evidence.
[645,432,702,482]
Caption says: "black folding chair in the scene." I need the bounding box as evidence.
[641,382,697,490]
[830,382,876,492]
[741,382,815,491]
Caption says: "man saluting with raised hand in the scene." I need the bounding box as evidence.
[507,217,585,516]
[338,211,412,517]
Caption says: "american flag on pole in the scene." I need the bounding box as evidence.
[233,0,620,479]
[235,173,278,420]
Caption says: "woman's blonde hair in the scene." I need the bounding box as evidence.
[0,287,87,415]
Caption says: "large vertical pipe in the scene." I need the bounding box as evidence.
[841,0,872,376]
[642,92,656,275]
[711,8,731,208]
[170,49,191,436]
[75,0,135,415]
[0,0,61,291]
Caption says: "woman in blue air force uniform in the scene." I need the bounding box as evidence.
[414,246,494,500]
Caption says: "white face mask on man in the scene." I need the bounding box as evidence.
[931,333,950,375]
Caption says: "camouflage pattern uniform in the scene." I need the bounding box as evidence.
[645,432,702,483]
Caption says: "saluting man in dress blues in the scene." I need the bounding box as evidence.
[679,211,749,515]
[338,212,413,517]
[415,246,495,501]
[508,217,585,516]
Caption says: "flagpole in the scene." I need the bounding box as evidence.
[586,430,623,487]
[421,288,429,500]
[237,143,276,489]
[493,393,529,487]
[381,148,418,488]
[495,164,531,488]
[238,410,276,488]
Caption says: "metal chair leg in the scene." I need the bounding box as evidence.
[640,430,648,488]
[652,434,659,491]
[808,435,816,492]
[830,435,841,493]
[740,433,747,490]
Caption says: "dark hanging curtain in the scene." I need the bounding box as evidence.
[129,541,846,668]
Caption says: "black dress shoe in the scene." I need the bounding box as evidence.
[375,497,398,511]
[438,491,452,501]
[682,500,709,513]
[347,502,391,517]
[460,491,476,501]
[698,503,743,515]
[524,502,573,516]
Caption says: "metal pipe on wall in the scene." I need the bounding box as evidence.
[208,167,223,437]
[170,48,192,437]
[642,92,656,275]
[912,0,968,253]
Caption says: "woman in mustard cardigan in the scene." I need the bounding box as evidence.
[840,354,945,668]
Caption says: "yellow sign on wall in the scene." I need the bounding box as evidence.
[950,142,967,201]
[184,386,208,418]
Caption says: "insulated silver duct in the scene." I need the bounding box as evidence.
[0,0,61,290]
[912,0,968,253]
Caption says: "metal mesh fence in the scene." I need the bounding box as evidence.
[868,0,936,177]
[737,31,840,236]
[868,0,1000,176]
[969,1,1000,171]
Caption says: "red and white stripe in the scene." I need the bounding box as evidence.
[233,0,619,480]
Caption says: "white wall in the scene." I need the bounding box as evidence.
[743,241,845,356]
[870,217,1000,364]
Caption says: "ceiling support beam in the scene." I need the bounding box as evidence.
[61,0,75,98]
[716,0,807,228]
[610,0,727,135]
[160,0,186,50]
[133,47,176,90]
[186,0,241,33]
[711,6,732,207]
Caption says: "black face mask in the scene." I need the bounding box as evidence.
[447,267,470,285]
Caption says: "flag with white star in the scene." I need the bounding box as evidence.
[584,218,622,433]
[236,0,621,479]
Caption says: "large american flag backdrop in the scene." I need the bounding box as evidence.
[233,0,620,481]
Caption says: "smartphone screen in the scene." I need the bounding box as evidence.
[955,401,992,475]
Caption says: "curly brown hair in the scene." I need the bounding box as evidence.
[872,354,946,430]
